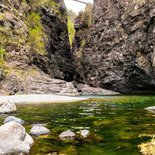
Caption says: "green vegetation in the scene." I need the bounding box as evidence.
[67,10,77,23]
[0,46,5,65]
[28,0,60,14]
[135,0,146,4]
[1,96,155,154]
[76,38,86,58]
[67,9,77,46]
[26,12,46,55]
[67,18,75,46]
[78,3,93,29]
[82,3,93,28]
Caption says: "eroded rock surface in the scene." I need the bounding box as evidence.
[0,100,16,114]
[0,0,76,95]
[0,68,79,96]
[76,83,119,95]
[73,0,155,93]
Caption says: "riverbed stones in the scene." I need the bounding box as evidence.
[30,125,50,136]
[0,121,33,155]
[80,130,90,138]
[4,116,25,124]
[138,140,155,155]
[145,106,155,112]
[59,129,75,140]
[0,100,17,114]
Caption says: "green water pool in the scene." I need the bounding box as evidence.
[1,95,155,155]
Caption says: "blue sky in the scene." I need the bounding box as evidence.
[64,0,93,14]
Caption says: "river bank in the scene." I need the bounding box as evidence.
[0,94,88,105]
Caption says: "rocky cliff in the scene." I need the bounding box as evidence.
[0,0,77,95]
[74,0,155,93]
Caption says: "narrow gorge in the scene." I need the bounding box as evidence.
[1,0,155,95]
[1,1,155,155]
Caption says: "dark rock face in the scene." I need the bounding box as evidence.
[74,0,155,93]
[33,3,76,81]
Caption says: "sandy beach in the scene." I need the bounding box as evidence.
[0,94,88,104]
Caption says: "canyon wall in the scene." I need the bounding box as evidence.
[74,0,155,93]
[0,0,77,95]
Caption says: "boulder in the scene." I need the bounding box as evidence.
[0,100,17,114]
[138,140,155,155]
[4,116,25,124]
[0,121,33,155]
[30,125,50,136]
[59,129,75,140]
[145,106,155,112]
[80,130,89,138]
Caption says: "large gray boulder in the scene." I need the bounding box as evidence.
[0,121,33,155]
[4,116,25,124]
[0,100,17,114]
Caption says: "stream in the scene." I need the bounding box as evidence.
[1,95,155,155]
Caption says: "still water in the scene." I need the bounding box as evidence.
[1,95,155,155]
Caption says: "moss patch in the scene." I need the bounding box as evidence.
[67,18,75,46]
[26,12,46,55]
[0,46,5,65]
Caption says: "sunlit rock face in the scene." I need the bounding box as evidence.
[0,0,76,95]
[74,0,155,93]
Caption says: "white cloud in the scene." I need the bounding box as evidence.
[64,0,93,14]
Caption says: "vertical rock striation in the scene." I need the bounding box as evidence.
[74,0,155,93]
[33,0,76,81]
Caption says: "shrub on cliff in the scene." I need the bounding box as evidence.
[26,12,46,55]
[81,3,93,28]
[68,18,75,46]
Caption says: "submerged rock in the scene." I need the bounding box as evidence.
[138,140,155,155]
[4,116,25,124]
[59,130,75,140]
[145,106,155,112]
[30,125,50,136]
[144,106,155,115]
[80,130,90,138]
[0,121,33,155]
[0,100,17,114]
